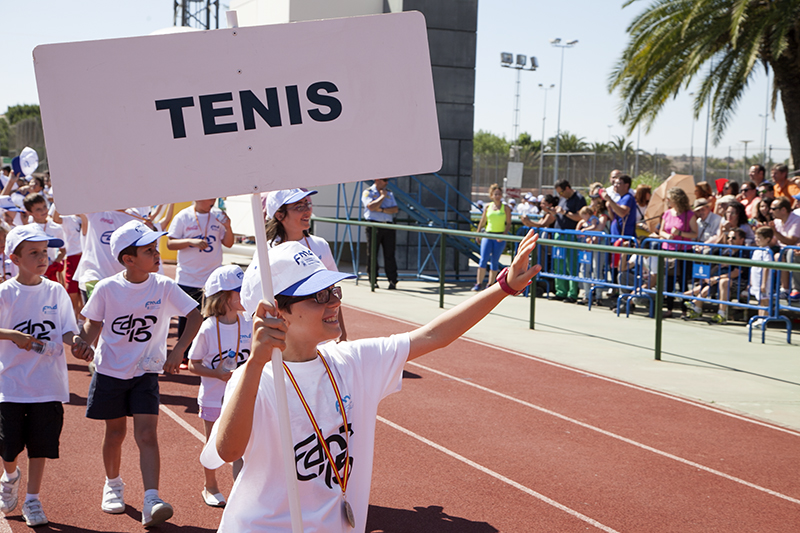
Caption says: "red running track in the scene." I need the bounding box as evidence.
[2,306,799,532]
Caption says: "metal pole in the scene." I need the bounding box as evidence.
[689,92,695,176]
[634,124,640,177]
[702,79,712,182]
[512,68,522,159]
[370,226,378,291]
[763,75,770,166]
[439,234,446,308]
[529,273,537,329]
[554,45,565,183]
[654,255,664,361]
[538,85,553,193]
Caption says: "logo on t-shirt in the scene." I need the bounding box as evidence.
[294,423,353,489]
[111,314,158,343]
[100,230,114,245]
[14,319,56,341]
[42,304,58,315]
[144,299,161,310]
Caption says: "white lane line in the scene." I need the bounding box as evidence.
[160,404,205,442]
[348,306,800,437]
[378,416,620,533]
[409,361,800,506]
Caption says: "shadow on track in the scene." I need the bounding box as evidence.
[366,504,498,533]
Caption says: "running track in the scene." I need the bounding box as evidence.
[2,306,798,532]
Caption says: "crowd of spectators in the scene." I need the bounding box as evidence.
[486,164,800,323]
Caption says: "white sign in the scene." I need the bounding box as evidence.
[506,161,523,188]
[33,12,441,214]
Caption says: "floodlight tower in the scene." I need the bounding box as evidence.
[174,0,220,30]
[501,52,538,161]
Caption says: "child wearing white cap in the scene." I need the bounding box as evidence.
[0,225,93,527]
[79,220,203,527]
[202,231,543,532]
[187,264,251,508]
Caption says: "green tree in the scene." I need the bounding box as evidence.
[0,117,10,156]
[473,130,509,155]
[547,131,587,153]
[609,0,800,169]
[5,104,40,125]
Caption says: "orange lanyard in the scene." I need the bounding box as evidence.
[215,316,240,364]
[193,208,211,239]
[284,352,350,495]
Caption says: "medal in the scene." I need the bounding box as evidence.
[285,352,353,528]
[343,499,355,528]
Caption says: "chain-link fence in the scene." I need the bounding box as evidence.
[473,149,792,196]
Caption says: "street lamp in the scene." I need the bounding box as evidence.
[759,113,769,167]
[550,38,578,183]
[500,52,538,161]
[538,83,555,192]
[741,140,754,179]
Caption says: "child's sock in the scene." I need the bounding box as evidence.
[144,489,159,500]
[106,476,122,485]
[0,469,19,482]
[25,493,39,503]
[694,303,701,313]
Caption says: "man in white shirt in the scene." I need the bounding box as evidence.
[769,197,800,299]
[693,199,723,249]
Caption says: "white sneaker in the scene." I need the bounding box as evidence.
[0,468,20,513]
[141,494,173,527]
[22,499,48,527]
[101,478,125,514]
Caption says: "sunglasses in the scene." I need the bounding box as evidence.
[294,286,342,305]
[287,201,312,213]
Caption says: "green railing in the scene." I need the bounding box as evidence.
[311,215,800,359]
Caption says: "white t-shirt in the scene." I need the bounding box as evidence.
[774,212,800,248]
[241,235,337,317]
[76,211,137,286]
[0,278,78,403]
[168,206,229,288]
[59,215,83,256]
[750,248,773,300]
[202,333,410,533]
[81,272,199,380]
[188,314,253,408]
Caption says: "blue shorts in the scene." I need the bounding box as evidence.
[479,235,506,271]
[86,373,160,420]
[0,402,63,461]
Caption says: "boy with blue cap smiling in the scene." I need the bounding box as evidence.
[202,231,542,532]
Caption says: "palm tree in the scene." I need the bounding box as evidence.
[547,131,588,153]
[609,0,800,169]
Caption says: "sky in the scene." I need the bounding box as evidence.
[0,0,789,163]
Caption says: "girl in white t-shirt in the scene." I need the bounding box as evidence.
[243,188,348,339]
[188,265,250,508]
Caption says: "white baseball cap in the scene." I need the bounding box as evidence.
[5,224,64,256]
[205,264,245,296]
[265,188,318,219]
[240,242,357,316]
[110,220,167,260]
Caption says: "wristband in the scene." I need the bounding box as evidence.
[496,267,527,296]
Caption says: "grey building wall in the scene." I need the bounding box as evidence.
[388,0,476,274]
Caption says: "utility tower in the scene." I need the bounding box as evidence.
[174,0,220,29]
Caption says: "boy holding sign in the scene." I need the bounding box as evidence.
[79,221,202,527]
[201,231,541,531]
